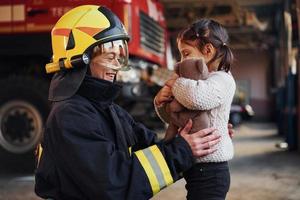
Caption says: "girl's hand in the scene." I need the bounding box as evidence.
[154,73,179,107]
[179,119,221,157]
[154,86,173,107]
[165,73,179,88]
[228,123,234,139]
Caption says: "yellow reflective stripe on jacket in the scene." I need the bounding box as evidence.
[134,145,174,195]
[129,146,132,156]
[148,145,173,187]
[135,150,160,194]
[37,143,43,166]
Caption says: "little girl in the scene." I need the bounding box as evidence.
[154,19,236,200]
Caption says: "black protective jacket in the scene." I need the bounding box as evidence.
[35,76,194,200]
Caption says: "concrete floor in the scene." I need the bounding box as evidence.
[1,122,300,200]
[152,123,300,200]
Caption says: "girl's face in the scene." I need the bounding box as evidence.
[178,40,216,71]
[178,40,205,61]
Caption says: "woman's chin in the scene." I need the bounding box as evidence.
[104,76,115,82]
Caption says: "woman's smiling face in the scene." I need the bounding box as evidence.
[89,45,121,82]
[89,40,129,82]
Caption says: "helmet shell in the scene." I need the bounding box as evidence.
[48,5,129,101]
[49,5,129,71]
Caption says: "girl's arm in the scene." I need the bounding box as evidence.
[172,71,236,110]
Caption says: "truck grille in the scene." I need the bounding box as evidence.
[139,11,165,55]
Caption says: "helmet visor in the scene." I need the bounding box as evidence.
[92,40,130,71]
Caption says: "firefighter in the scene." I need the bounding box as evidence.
[35,5,221,200]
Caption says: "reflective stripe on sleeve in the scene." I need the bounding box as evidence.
[36,143,43,166]
[134,145,174,195]
[148,145,173,187]
[129,146,132,156]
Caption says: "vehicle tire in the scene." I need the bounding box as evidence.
[0,76,49,154]
[230,112,242,127]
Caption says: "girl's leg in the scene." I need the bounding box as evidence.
[183,162,230,200]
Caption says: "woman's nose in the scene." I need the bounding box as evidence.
[113,58,121,66]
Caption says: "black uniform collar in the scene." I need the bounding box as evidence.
[77,75,122,105]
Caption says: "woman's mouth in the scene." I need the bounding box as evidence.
[106,72,117,79]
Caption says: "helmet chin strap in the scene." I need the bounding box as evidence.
[113,74,117,83]
[86,65,92,75]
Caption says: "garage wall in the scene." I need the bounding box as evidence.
[231,49,274,121]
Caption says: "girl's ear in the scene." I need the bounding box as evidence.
[203,43,216,57]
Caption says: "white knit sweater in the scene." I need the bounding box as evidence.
[155,71,236,163]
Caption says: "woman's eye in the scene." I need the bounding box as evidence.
[107,53,116,60]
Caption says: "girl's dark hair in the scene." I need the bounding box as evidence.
[177,19,234,72]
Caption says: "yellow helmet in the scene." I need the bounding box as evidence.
[46,5,130,73]
[47,5,130,102]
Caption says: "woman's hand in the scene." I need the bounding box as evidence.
[179,119,221,157]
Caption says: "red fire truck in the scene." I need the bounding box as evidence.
[0,0,168,154]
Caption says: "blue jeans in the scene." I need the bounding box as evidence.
[183,161,230,200]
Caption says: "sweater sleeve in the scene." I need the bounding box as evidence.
[172,71,236,110]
